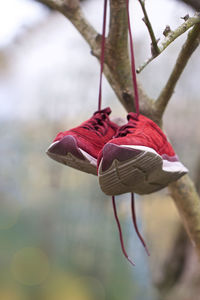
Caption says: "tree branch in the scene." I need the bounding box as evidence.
[105,0,152,114]
[169,175,200,259]
[38,0,153,115]
[155,23,200,118]
[137,14,200,73]
[156,224,189,294]
[138,0,160,56]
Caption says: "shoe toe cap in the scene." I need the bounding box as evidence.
[46,135,85,160]
[100,143,142,172]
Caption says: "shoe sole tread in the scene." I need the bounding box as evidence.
[99,145,187,195]
[47,135,97,175]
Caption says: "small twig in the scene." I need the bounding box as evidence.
[156,23,200,117]
[137,13,200,73]
[138,0,160,56]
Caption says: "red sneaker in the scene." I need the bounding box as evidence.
[46,107,118,175]
[98,113,188,195]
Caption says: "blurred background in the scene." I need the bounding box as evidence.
[0,0,200,299]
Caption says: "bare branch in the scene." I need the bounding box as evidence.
[137,14,200,73]
[106,0,133,111]
[155,23,200,117]
[38,0,152,115]
[138,0,160,56]
[159,14,200,52]
[106,0,153,115]
[169,175,200,260]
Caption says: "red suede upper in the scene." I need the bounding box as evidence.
[53,107,119,159]
[110,113,176,157]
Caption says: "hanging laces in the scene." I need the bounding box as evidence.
[114,112,138,137]
[98,0,140,115]
[126,0,140,118]
[131,193,150,256]
[112,196,135,266]
[98,0,149,265]
[126,0,149,258]
[111,0,149,266]
[80,107,117,136]
[98,0,108,111]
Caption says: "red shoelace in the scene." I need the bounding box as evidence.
[114,113,139,137]
[81,108,117,136]
[98,0,149,265]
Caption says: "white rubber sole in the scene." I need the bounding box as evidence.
[46,136,97,175]
[98,144,188,195]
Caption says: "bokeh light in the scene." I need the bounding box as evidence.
[0,285,26,300]
[0,195,21,230]
[41,272,105,300]
[11,247,50,286]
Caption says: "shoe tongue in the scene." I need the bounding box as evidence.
[127,112,138,121]
[94,107,111,116]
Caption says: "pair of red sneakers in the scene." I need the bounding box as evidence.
[47,107,188,195]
